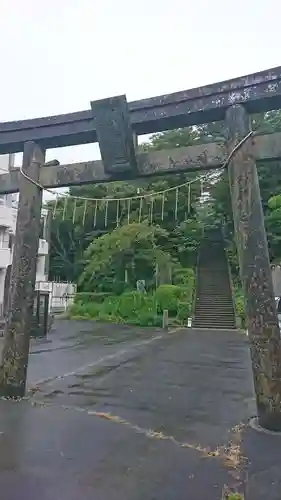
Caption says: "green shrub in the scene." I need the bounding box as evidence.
[173,267,195,287]
[154,285,183,315]
[154,281,193,318]
[116,291,148,317]
[74,292,111,304]
[235,289,246,328]
[176,300,191,323]
[69,268,195,327]
[69,290,162,327]
[227,494,244,500]
[100,295,119,315]
[136,311,162,327]
[69,301,101,319]
[97,311,123,323]
[115,292,160,326]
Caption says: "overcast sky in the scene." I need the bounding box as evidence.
[1,0,280,168]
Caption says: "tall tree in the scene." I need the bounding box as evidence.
[47,110,281,284]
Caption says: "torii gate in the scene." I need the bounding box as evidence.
[1,66,281,431]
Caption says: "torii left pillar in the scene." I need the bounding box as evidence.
[0,141,45,398]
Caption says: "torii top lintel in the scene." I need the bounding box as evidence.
[1,65,281,155]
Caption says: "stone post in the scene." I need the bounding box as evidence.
[0,141,45,398]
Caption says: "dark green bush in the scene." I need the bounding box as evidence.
[69,291,161,326]
[154,284,184,315]
[69,301,101,319]
[69,268,195,327]
[74,292,111,304]
[235,288,246,328]
[114,292,161,326]
[173,267,195,287]
[176,300,191,323]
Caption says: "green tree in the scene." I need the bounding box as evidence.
[79,222,171,293]
[208,110,281,271]
[140,128,199,151]
[47,163,203,283]
[266,194,281,262]
[49,109,281,285]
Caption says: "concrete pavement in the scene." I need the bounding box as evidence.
[0,320,280,499]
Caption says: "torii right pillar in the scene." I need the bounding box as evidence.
[226,104,281,431]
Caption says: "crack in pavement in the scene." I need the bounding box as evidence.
[0,395,248,499]
[27,396,247,475]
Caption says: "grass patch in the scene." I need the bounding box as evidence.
[222,493,244,500]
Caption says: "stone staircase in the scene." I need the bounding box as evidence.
[193,229,236,329]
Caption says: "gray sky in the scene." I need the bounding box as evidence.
[1,0,280,167]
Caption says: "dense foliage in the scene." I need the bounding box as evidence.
[46,110,281,326]
[69,279,195,327]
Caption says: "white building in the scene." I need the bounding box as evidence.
[0,154,76,315]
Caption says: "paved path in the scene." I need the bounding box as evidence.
[27,320,165,385]
[0,320,280,499]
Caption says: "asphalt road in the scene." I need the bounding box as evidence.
[0,320,280,499]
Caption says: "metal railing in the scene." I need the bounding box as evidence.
[50,293,76,313]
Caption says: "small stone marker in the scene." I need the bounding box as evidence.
[162,309,169,330]
[136,280,146,293]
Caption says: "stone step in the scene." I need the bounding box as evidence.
[198,275,228,278]
[195,313,235,318]
[196,289,232,293]
[192,324,236,329]
[195,304,234,309]
[196,296,233,299]
[195,306,234,310]
[191,316,235,324]
[193,324,235,328]
[196,288,232,292]
[193,318,235,321]
[193,235,236,329]
[193,315,235,319]
[197,284,231,288]
[196,304,233,308]
[196,290,231,293]
[195,301,234,306]
[195,311,235,314]
[196,276,229,280]
[194,309,235,314]
[193,319,236,324]
[196,292,233,296]
[194,312,235,316]
[197,268,228,271]
[195,295,233,300]
[197,275,230,278]
[196,280,231,283]
[197,276,229,280]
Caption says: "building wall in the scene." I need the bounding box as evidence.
[0,154,14,172]
[0,154,50,313]
[0,153,77,317]
[35,281,77,313]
